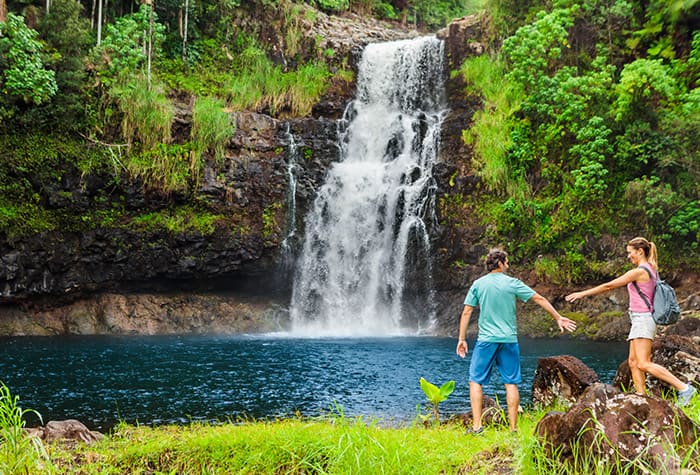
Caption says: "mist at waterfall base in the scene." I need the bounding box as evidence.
[0,335,628,431]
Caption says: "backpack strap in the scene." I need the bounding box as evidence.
[632,265,655,312]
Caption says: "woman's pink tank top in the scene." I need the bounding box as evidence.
[627,264,656,312]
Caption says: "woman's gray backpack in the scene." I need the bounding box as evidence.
[633,266,681,326]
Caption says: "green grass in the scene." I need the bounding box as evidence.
[0,382,53,475]
[191,96,234,166]
[458,54,526,198]
[3,383,698,474]
[40,394,700,474]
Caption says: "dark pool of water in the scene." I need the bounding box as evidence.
[0,335,627,431]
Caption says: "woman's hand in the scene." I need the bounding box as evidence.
[565,291,585,303]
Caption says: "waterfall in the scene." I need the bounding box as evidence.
[290,36,447,337]
[281,124,300,270]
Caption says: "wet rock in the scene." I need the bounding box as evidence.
[531,355,600,407]
[536,383,699,473]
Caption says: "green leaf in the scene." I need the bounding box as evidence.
[419,377,441,403]
[439,380,455,399]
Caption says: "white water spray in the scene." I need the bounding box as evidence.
[290,36,447,337]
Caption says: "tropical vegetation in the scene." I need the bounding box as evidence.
[0,0,698,274]
[450,0,699,278]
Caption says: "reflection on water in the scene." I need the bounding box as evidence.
[0,335,627,431]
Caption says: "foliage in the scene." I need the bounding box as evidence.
[224,43,334,117]
[0,133,118,238]
[312,0,350,13]
[459,54,525,197]
[32,0,93,132]
[89,4,166,89]
[192,96,234,166]
[0,381,53,475]
[130,207,222,235]
[419,377,455,425]
[0,13,57,122]
[460,0,700,275]
[111,75,174,150]
[126,143,198,196]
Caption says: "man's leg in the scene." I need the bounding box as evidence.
[495,343,521,432]
[505,383,519,431]
[469,381,483,430]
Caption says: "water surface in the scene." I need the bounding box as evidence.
[0,335,627,431]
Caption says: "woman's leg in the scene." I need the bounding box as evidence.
[628,339,646,394]
[631,338,686,390]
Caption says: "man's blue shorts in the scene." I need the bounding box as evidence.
[468,341,522,385]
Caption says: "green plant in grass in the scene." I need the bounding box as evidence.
[0,381,53,475]
[419,377,455,425]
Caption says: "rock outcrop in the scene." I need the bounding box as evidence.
[531,355,600,407]
[536,383,699,473]
[0,293,286,335]
[25,419,103,444]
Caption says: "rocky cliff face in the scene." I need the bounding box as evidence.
[0,8,427,336]
[1,10,697,337]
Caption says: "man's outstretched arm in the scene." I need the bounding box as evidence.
[530,293,577,333]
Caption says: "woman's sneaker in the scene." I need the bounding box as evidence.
[678,384,696,407]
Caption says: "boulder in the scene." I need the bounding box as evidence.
[613,335,700,397]
[436,13,488,70]
[26,419,103,444]
[531,355,600,407]
[536,383,699,473]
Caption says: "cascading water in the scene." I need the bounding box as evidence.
[290,36,447,337]
[281,124,300,271]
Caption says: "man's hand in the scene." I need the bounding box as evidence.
[557,316,577,333]
[456,340,468,358]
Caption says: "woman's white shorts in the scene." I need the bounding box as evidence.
[628,311,656,340]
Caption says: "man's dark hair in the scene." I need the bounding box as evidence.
[485,249,508,271]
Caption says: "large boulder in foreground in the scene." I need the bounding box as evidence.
[613,334,700,398]
[536,383,699,473]
[531,355,600,407]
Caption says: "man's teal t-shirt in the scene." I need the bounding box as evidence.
[464,272,535,343]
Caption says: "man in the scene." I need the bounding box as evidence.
[456,249,577,434]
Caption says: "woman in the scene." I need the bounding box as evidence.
[565,237,696,406]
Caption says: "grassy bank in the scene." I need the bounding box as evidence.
[28,397,700,474]
[2,376,699,474]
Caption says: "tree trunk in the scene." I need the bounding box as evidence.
[1,0,8,23]
[97,0,102,45]
[148,0,154,88]
[182,0,189,60]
